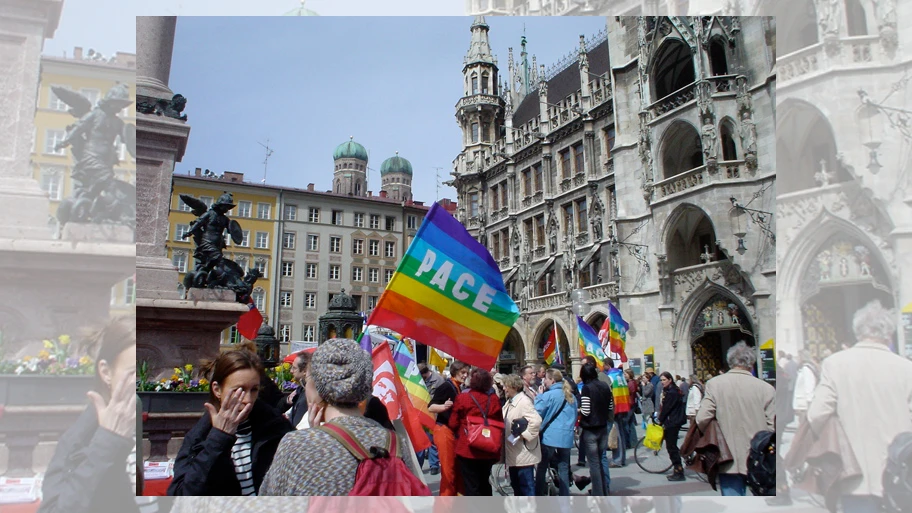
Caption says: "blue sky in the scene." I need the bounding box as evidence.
[171,16,608,203]
[140,0,464,16]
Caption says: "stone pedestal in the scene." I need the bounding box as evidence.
[62,223,134,243]
[136,296,247,379]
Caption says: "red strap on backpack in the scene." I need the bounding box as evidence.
[317,422,431,496]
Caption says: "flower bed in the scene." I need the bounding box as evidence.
[0,335,94,376]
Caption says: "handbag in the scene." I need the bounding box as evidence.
[465,393,505,453]
[608,423,619,450]
[644,420,665,450]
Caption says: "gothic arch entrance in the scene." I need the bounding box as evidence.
[535,320,571,374]
[800,233,894,359]
[497,327,525,375]
[690,294,755,381]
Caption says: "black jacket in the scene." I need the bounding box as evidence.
[275,388,308,428]
[38,403,141,513]
[167,399,292,496]
[579,379,615,429]
[658,383,686,428]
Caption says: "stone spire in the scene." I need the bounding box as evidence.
[520,35,531,96]
[465,16,495,67]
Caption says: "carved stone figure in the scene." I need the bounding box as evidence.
[696,80,714,120]
[728,304,740,325]
[137,94,188,121]
[637,17,649,84]
[818,249,832,281]
[739,110,758,166]
[703,306,713,326]
[52,84,136,232]
[701,120,718,164]
[548,217,559,254]
[839,256,850,278]
[590,198,604,241]
[817,0,842,38]
[180,192,259,303]
[511,221,521,260]
[855,245,872,276]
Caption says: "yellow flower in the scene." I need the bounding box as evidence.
[43,340,54,349]
[184,364,193,372]
[79,356,92,366]
[22,356,32,362]
[173,367,180,375]
[171,374,179,381]
[58,335,71,346]
[199,378,209,386]
[160,378,168,383]
[38,350,50,359]
[283,362,291,370]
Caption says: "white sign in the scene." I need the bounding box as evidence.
[290,341,317,354]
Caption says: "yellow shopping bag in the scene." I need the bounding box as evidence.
[644,422,664,450]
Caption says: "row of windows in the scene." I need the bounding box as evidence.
[281,232,397,257]
[173,224,270,249]
[46,86,132,118]
[279,262,395,283]
[180,200,419,232]
[171,252,269,278]
[335,162,365,171]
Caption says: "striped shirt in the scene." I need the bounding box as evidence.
[231,421,256,496]
[127,436,137,490]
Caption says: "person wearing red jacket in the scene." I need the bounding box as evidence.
[447,367,505,496]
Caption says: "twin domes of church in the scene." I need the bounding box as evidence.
[331,137,413,201]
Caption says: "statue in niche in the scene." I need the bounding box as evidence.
[548,217,559,254]
[739,110,758,166]
[839,256,850,278]
[589,196,604,241]
[701,114,718,165]
[728,304,740,325]
[180,192,261,303]
[717,309,725,326]
[855,245,872,276]
[51,84,136,233]
[511,223,521,261]
[703,306,713,327]
[817,0,842,38]
[818,249,832,281]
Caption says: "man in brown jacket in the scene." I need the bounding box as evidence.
[805,300,912,513]
[695,341,775,495]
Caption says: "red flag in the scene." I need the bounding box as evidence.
[236,297,263,340]
[371,343,431,452]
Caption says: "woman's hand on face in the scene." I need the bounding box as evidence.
[205,389,253,435]
[88,369,136,439]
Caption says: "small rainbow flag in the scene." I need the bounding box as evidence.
[599,301,629,363]
[577,315,608,371]
[607,367,631,413]
[543,322,562,365]
[369,203,520,369]
[392,337,436,430]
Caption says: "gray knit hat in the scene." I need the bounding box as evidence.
[310,338,373,407]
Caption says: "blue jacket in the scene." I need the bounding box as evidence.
[534,383,577,448]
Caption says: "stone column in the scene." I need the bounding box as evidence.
[136,16,176,100]
[0,0,63,239]
[135,16,187,301]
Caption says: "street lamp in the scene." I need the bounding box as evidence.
[856,89,884,174]
[730,197,775,252]
[608,234,650,273]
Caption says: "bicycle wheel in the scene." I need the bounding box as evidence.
[490,463,513,496]
[635,436,673,474]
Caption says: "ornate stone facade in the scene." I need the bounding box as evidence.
[450,16,776,378]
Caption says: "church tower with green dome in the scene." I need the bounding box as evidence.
[380,152,413,202]
[333,136,368,197]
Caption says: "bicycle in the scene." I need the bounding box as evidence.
[490,461,560,496]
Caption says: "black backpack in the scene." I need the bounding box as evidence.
[884,432,912,513]
[746,430,776,496]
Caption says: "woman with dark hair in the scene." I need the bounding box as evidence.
[447,367,504,496]
[168,342,293,496]
[657,371,686,482]
[39,316,157,513]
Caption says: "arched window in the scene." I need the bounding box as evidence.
[720,118,737,160]
[652,40,696,100]
[482,73,490,95]
[660,121,703,179]
[355,181,362,196]
[666,206,725,270]
[336,180,340,193]
[777,100,848,194]
[471,73,479,95]
[846,0,869,36]
[709,37,728,76]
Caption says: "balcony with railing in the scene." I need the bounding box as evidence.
[589,74,613,107]
[456,94,504,111]
[648,81,697,120]
[777,35,884,87]
[654,159,749,202]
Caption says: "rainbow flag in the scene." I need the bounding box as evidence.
[371,343,431,452]
[392,338,436,430]
[542,323,561,365]
[607,367,631,414]
[576,315,608,371]
[599,302,629,363]
[369,203,520,369]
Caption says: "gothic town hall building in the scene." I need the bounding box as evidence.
[449,16,776,380]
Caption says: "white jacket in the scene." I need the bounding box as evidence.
[685,384,703,417]
[792,363,817,412]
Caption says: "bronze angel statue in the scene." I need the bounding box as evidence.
[179,192,260,303]
[50,83,136,233]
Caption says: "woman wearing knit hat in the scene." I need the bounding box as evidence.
[259,338,422,495]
